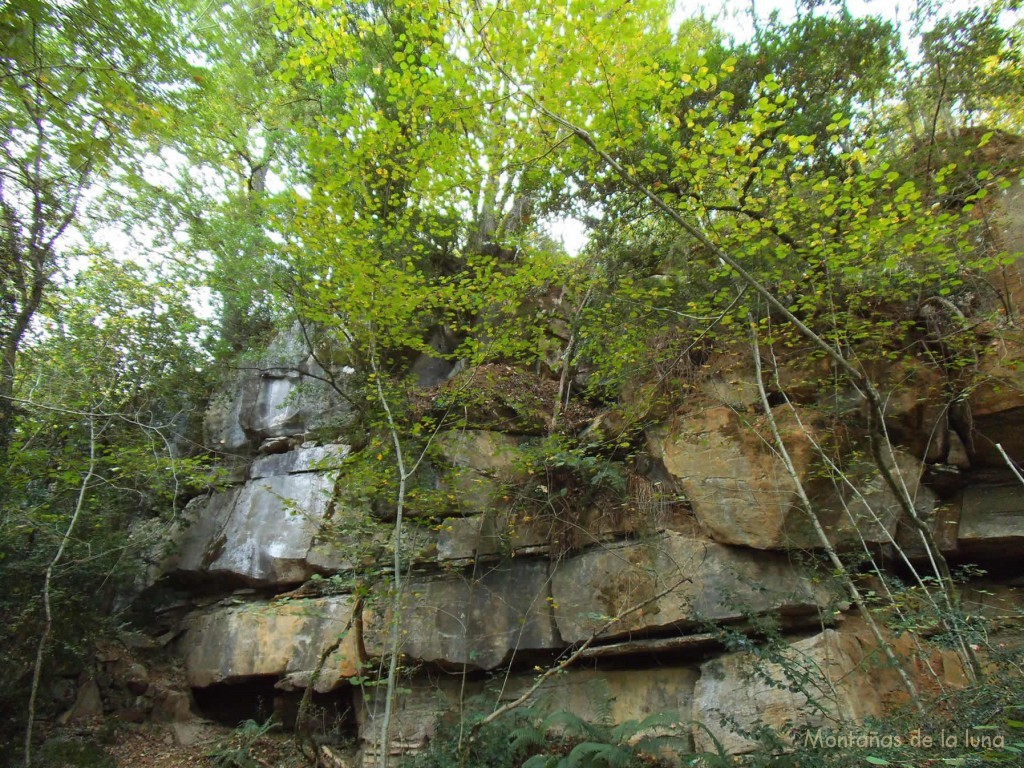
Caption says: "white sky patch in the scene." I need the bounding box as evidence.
[674,0,1005,46]
[545,216,589,256]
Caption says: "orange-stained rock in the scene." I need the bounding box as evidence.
[692,619,969,755]
[648,406,932,550]
[648,406,812,549]
[967,332,1024,466]
[182,596,362,692]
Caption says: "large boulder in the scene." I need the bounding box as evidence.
[182,596,362,691]
[362,559,558,671]
[648,406,931,550]
[691,622,967,755]
[550,532,838,644]
[205,324,355,454]
[168,445,346,586]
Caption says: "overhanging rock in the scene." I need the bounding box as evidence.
[551,532,839,644]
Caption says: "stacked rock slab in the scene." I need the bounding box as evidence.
[169,443,349,586]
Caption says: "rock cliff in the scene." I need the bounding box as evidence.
[126,189,1024,766]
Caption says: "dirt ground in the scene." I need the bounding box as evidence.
[107,727,210,767]
[41,721,307,768]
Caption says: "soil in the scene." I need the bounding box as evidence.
[114,722,315,768]
[107,725,213,768]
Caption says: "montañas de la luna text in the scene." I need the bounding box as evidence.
[801,729,1007,750]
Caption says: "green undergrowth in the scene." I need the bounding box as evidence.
[405,643,1024,768]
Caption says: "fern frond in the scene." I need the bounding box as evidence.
[541,709,605,742]
[565,741,616,768]
[522,754,559,768]
[603,743,638,768]
[610,711,683,742]
[510,722,548,754]
[583,677,614,727]
[690,720,732,767]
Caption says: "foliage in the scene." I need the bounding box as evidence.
[513,709,693,768]
[0,0,200,452]
[427,365,571,434]
[905,1,1024,139]
[499,433,634,556]
[727,7,902,173]
[0,256,211,752]
[778,671,1024,767]
[409,702,705,768]
[2,0,1023,763]
[108,0,307,355]
[269,0,577,378]
[406,708,533,768]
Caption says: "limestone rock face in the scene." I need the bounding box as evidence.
[249,443,349,478]
[355,676,467,762]
[693,627,878,755]
[691,622,967,755]
[433,512,510,564]
[204,325,355,454]
[169,447,345,586]
[207,474,330,585]
[957,484,1024,559]
[432,429,526,516]
[992,183,1024,323]
[871,359,951,464]
[362,559,557,671]
[964,185,1024,467]
[503,667,700,750]
[160,292,1024,768]
[182,596,361,691]
[968,334,1024,467]
[551,532,838,644]
[648,407,930,550]
[648,407,812,549]
[204,381,252,455]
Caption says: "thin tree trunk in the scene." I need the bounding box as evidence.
[24,417,97,768]
[746,319,925,714]
[371,350,407,768]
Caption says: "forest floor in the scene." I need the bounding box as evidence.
[107,722,312,767]
[107,725,212,768]
[35,720,306,768]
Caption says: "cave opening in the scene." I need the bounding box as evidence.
[191,677,359,743]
